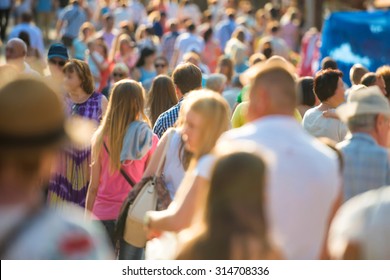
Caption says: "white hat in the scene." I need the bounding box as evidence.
[336,86,390,122]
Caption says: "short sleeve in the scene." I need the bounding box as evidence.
[194,154,215,180]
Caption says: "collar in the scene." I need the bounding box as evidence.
[251,115,300,128]
[350,133,378,145]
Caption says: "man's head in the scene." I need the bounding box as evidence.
[47,43,69,79]
[206,74,227,93]
[172,63,202,99]
[337,86,390,146]
[350,64,368,85]
[5,38,27,67]
[244,59,297,121]
[360,72,387,96]
[314,69,345,106]
[321,57,338,70]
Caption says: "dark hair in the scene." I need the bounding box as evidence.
[321,57,338,70]
[297,77,315,106]
[177,151,271,260]
[360,72,377,87]
[147,75,178,126]
[314,69,343,102]
[186,20,196,32]
[136,47,156,67]
[216,56,234,83]
[18,31,31,47]
[63,59,95,94]
[203,26,213,43]
[172,63,202,94]
[21,12,32,23]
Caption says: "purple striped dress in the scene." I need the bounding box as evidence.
[48,92,103,209]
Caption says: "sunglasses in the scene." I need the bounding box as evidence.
[113,72,125,78]
[49,59,66,67]
[154,63,166,68]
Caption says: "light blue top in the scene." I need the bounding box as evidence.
[337,133,390,202]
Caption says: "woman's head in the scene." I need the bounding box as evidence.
[63,59,94,94]
[180,90,230,158]
[111,62,130,82]
[314,69,344,103]
[118,34,135,54]
[154,56,169,75]
[297,76,317,107]
[147,75,178,126]
[94,79,148,171]
[79,22,95,41]
[216,56,234,83]
[136,47,156,68]
[207,150,268,239]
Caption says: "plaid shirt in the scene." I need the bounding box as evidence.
[153,100,182,138]
[337,133,390,202]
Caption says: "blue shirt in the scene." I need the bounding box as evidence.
[215,19,236,51]
[153,99,182,138]
[337,133,390,202]
[60,3,87,38]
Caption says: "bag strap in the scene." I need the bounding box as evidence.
[0,202,44,259]
[103,141,136,187]
[155,129,175,176]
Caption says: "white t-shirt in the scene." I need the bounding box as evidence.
[218,116,341,259]
[302,106,348,142]
[163,129,186,199]
[194,154,215,180]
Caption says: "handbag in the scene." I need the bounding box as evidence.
[115,129,174,248]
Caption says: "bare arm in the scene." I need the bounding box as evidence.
[321,190,342,259]
[146,175,208,234]
[85,144,102,217]
[143,129,172,178]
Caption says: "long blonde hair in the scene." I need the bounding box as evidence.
[92,79,149,172]
[180,90,230,163]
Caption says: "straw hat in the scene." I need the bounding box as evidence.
[0,76,94,149]
[336,86,390,122]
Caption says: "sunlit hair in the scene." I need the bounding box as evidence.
[78,21,95,41]
[179,90,230,161]
[147,75,178,127]
[63,59,94,94]
[92,79,149,172]
[177,149,275,260]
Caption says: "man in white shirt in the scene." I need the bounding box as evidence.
[170,21,205,69]
[218,59,342,259]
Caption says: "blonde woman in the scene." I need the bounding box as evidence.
[144,90,230,237]
[110,33,139,71]
[85,80,158,258]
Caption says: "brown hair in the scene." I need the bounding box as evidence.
[177,151,275,260]
[172,63,202,95]
[63,59,95,94]
[216,56,234,83]
[376,65,390,97]
[147,75,178,126]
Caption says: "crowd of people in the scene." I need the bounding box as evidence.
[1,0,390,261]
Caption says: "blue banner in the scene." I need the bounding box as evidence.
[321,10,390,86]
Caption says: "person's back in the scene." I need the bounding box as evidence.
[218,60,341,259]
[335,86,390,202]
[303,107,347,142]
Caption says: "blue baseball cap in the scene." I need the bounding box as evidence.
[48,43,69,60]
